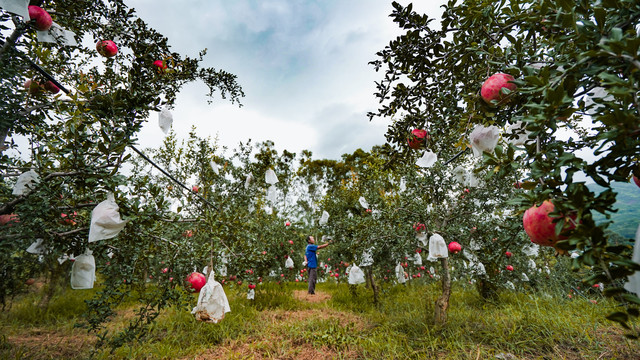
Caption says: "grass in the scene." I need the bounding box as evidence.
[1,280,638,359]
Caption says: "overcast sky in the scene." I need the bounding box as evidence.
[128,0,445,160]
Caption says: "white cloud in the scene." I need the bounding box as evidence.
[122,1,446,159]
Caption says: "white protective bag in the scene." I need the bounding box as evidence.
[12,170,40,196]
[37,22,78,46]
[26,238,47,255]
[70,249,95,289]
[210,160,219,175]
[192,272,231,323]
[348,265,366,285]
[624,224,640,297]
[360,248,374,267]
[469,125,500,157]
[358,196,369,209]
[416,232,428,248]
[395,263,407,284]
[244,173,253,189]
[0,0,29,19]
[416,150,437,168]
[285,257,294,269]
[265,169,278,185]
[319,210,329,225]
[267,185,277,202]
[158,108,173,134]
[88,193,127,243]
[428,234,448,259]
[504,121,531,146]
[412,252,423,266]
[247,289,255,300]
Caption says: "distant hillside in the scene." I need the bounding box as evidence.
[588,181,640,239]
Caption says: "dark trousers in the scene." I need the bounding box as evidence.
[307,267,317,294]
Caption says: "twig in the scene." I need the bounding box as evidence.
[50,227,89,237]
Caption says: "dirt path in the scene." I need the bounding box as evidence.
[292,290,331,303]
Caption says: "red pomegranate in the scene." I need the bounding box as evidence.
[407,129,428,149]
[448,241,462,254]
[523,200,576,248]
[481,73,517,105]
[186,272,206,292]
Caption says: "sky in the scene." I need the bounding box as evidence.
[128,0,446,160]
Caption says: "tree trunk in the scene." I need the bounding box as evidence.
[38,265,62,310]
[366,267,378,304]
[434,257,451,325]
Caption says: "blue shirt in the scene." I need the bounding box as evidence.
[305,244,318,268]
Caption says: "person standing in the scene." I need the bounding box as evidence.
[305,235,330,295]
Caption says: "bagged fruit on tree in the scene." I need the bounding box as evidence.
[358,196,369,209]
[247,289,255,300]
[12,169,40,196]
[37,22,78,46]
[26,238,46,254]
[412,252,423,266]
[285,257,294,269]
[319,210,329,225]
[395,263,407,284]
[416,232,428,248]
[158,108,173,134]
[265,169,278,184]
[244,173,253,189]
[71,249,95,289]
[88,193,127,243]
[210,160,219,175]
[428,234,448,259]
[360,248,374,267]
[416,150,437,168]
[348,265,365,285]
[192,272,230,323]
[0,0,29,19]
[469,125,500,157]
[267,185,277,202]
[504,121,531,146]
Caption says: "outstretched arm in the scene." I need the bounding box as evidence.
[317,242,330,250]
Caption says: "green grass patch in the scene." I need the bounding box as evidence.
[0,280,638,359]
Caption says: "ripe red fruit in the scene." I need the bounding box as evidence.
[25,278,36,286]
[505,251,512,258]
[28,6,52,31]
[448,241,462,254]
[153,60,167,71]
[408,129,429,149]
[186,272,206,292]
[237,280,242,286]
[523,200,576,248]
[24,79,43,95]
[162,268,168,273]
[96,40,118,57]
[43,81,60,94]
[481,73,517,105]
[289,240,294,245]
[0,214,19,226]
[192,185,199,193]
[285,221,291,226]
[60,212,78,226]
[248,284,256,289]
[506,265,514,271]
